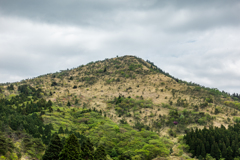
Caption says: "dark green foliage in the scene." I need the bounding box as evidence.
[227,146,233,160]
[0,133,14,155]
[80,138,94,160]
[184,124,240,159]
[110,148,118,158]
[79,76,97,85]
[94,145,107,160]
[47,100,53,107]
[0,87,53,145]
[176,97,189,107]
[222,142,227,159]
[200,143,206,158]
[196,145,200,157]
[134,121,150,131]
[7,84,14,90]
[210,142,220,160]
[22,136,45,157]
[51,81,58,86]
[58,126,64,134]
[109,95,154,117]
[67,101,71,107]
[42,134,63,160]
[59,134,81,160]
[65,127,69,134]
[18,84,43,98]
[73,85,77,89]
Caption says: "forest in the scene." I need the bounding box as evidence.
[184,124,240,160]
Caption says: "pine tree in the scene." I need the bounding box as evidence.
[65,127,69,134]
[0,134,14,156]
[42,134,63,160]
[222,142,227,159]
[94,145,107,160]
[214,142,221,160]
[206,141,211,153]
[59,134,81,160]
[231,141,236,158]
[0,134,7,155]
[226,137,230,148]
[210,144,214,158]
[38,126,44,134]
[201,142,206,158]
[58,126,64,134]
[47,100,53,108]
[196,145,201,157]
[80,139,94,160]
[226,146,233,160]
[67,101,71,107]
[210,142,221,160]
[44,124,52,136]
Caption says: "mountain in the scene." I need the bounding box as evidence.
[0,55,240,160]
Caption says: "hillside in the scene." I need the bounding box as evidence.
[1,55,240,160]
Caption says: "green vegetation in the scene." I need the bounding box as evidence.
[184,124,240,159]
[109,95,154,117]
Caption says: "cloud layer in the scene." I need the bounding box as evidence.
[0,0,240,93]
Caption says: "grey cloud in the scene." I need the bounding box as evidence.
[0,0,240,94]
[0,0,240,31]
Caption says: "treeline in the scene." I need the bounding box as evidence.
[43,133,107,160]
[184,124,240,159]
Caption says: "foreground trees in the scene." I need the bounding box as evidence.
[43,133,107,160]
[184,124,240,160]
[59,134,81,160]
[42,134,63,160]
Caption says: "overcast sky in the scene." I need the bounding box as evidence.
[0,0,240,94]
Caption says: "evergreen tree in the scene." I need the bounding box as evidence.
[65,127,69,134]
[42,135,48,145]
[226,137,230,148]
[7,84,14,90]
[42,134,63,160]
[110,148,118,158]
[0,134,14,156]
[61,137,66,146]
[67,101,71,107]
[201,142,206,158]
[47,100,53,108]
[222,142,227,159]
[94,145,107,160]
[80,139,94,160]
[38,126,44,134]
[59,134,81,160]
[44,124,52,136]
[58,126,64,134]
[0,134,7,155]
[196,145,201,157]
[226,146,233,160]
[211,142,221,160]
[206,141,211,153]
